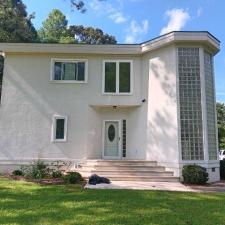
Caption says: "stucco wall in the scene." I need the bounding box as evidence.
[143,45,180,175]
[0,53,147,166]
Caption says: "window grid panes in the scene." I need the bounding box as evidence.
[204,51,217,160]
[104,61,131,94]
[53,61,85,81]
[178,48,204,160]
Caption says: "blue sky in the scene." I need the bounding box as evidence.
[23,0,225,102]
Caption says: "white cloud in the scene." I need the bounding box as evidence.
[89,0,127,24]
[125,20,149,43]
[160,8,190,35]
[197,7,203,17]
[109,12,127,24]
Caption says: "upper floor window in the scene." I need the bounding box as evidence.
[51,59,88,83]
[103,60,132,94]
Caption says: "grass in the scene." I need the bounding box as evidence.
[0,177,225,225]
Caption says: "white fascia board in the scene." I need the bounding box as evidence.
[141,32,220,55]
[0,32,220,55]
[0,43,141,55]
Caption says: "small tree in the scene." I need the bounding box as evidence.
[39,9,117,44]
[38,9,74,43]
[217,102,225,149]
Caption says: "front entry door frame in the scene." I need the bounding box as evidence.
[102,120,122,159]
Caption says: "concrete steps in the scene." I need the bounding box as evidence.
[73,160,179,182]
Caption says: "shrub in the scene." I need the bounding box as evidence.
[182,165,208,184]
[52,170,63,178]
[220,160,225,180]
[88,174,110,185]
[63,172,83,184]
[23,160,50,179]
[12,169,24,176]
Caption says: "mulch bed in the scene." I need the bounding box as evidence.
[3,174,87,186]
[4,174,65,185]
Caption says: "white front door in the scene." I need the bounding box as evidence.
[103,121,121,159]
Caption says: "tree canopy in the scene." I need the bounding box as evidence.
[38,9,75,43]
[217,102,225,149]
[69,25,116,44]
[38,9,116,44]
[0,0,37,42]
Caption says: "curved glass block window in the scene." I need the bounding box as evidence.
[178,48,204,160]
[204,51,217,160]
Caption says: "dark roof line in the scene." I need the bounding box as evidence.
[140,31,220,45]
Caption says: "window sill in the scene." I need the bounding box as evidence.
[49,80,87,84]
[102,92,133,96]
[51,139,67,143]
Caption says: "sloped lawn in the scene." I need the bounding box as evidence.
[0,177,225,225]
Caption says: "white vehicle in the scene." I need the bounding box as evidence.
[219,150,225,160]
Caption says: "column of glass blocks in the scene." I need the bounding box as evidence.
[178,48,204,160]
[204,51,217,160]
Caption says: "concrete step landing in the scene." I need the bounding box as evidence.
[72,160,179,182]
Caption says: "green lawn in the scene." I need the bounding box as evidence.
[0,177,225,225]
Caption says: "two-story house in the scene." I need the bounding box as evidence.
[0,31,220,182]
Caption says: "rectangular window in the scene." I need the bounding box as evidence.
[119,63,130,93]
[105,62,116,92]
[52,115,67,142]
[52,59,87,82]
[103,61,132,94]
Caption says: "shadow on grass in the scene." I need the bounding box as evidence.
[0,177,225,225]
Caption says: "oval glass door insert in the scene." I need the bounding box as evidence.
[108,124,115,142]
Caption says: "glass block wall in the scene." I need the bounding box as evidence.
[204,51,217,160]
[178,48,204,160]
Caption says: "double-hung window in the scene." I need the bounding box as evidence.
[52,115,67,142]
[51,59,88,82]
[103,60,132,94]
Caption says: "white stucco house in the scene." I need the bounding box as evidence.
[0,31,220,182]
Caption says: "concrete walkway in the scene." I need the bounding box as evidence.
[85,181,225,192]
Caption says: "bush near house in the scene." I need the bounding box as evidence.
[63,172,83,184]
[21,160,50,179]
[182,165,209,184]
[11,160,83,184]
[12,169,24,176]
[220,160,225,180]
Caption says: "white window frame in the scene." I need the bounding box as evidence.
[51,115,68,142]
[102,60,133,95]
[50,58,88,83]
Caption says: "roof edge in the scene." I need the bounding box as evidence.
[0,31,220,55]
